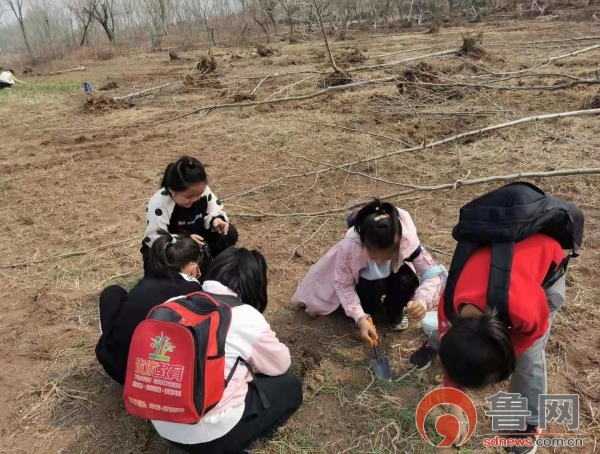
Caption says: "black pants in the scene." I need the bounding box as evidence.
[99,285,128,335]
[142,224,239,276]
[0,82,12,89]
[97,285,129,384]
[356,264,419,325]
[170,373,303,454]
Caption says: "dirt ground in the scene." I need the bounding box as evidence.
[1,15,599,454]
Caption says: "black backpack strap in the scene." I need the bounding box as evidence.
[444,242,475,323]
[226,357,241,385]
[225,357,270,409]
[404,244,422,263]
[542,252,575,289]
[487,243,514,327]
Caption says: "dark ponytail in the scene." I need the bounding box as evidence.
[354,198,401,254]
[161,156,207,192]
[150,229,203,272]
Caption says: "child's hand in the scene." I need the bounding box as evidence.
[358,319,378,346]
[213,218,229,235]
[449,404,468,446]
[190,234,205,246]
[406,300,426,320]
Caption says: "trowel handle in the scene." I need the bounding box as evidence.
[367,316,379,347]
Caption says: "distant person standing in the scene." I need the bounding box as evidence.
[0,70,25,89]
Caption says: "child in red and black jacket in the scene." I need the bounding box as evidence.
[411,233,566,454]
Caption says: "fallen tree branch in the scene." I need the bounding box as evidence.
[224,108,600,200]
[0,236,140,269]
[279,118,412,146]
[250,75,270,96]
[481,43,600,76]
[229,168,600,218]
[151,76,398,126]
[401,78,600,91]
[371,46,439,59]
[349,49,459,72]
[46,65,86,75]
[114,82,178,101]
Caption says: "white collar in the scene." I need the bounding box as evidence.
[179,272,200,284]
[202,280,238,297]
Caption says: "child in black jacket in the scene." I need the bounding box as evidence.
[96,230,204,384]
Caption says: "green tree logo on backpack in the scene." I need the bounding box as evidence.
[149,333,175,362]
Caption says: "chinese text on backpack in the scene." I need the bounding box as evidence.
[123,292,241,423]
[444,182,583,327]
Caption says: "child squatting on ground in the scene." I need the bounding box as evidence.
[97,235,302,454]
[96,230,204,384]
[141,155,239,277]
[291,199,448,346]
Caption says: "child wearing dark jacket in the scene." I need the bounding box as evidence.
[96,230,204,384]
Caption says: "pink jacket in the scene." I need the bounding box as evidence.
[291,208,444,322]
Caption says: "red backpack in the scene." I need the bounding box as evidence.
[123,291,242,424]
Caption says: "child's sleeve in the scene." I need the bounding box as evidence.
[333,239,365,323]
[398,209,446,310]
[238,309,291,376]
[203,185,229,230]
[412,246,446,310]
[143,193,174,247]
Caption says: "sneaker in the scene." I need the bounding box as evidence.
[389,309,409,331]
[409,343,437,370]
[504,424,540,454]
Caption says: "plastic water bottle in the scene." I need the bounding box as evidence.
[83,82,92,93]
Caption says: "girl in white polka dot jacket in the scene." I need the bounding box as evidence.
[142,156,238,275]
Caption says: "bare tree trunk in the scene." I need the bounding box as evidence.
[159,0,168,36]
[288,15,293,38]
[43,13,57,58]
[5,0,33,54]
[80,12,94,46]
[202,10,216,45]
[252,11,270,41]
[18,19,33,54]
[83,2,115,43]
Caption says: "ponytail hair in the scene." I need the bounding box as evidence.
[150,229,203,273]
[354,198,401,263]
[439,308,516,389]
[161,156,207,192]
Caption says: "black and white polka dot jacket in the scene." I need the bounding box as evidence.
[142,186,228,247]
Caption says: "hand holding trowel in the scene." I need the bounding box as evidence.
[366,316,392,381]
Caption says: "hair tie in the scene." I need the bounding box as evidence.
[170,234,178,245]
[374,213,390,222]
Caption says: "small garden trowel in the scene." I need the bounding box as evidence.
[367,316,392,381]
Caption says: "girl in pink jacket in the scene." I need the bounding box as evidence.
[154,247,302,454]
[292,199,447,345]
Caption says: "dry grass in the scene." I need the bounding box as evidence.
[1,14,600,454]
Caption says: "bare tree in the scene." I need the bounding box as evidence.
[83,0,116,43]
[249,0,278,40]
[69,0,97,46]
[2,0,33,53]
[280,0,304,39]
